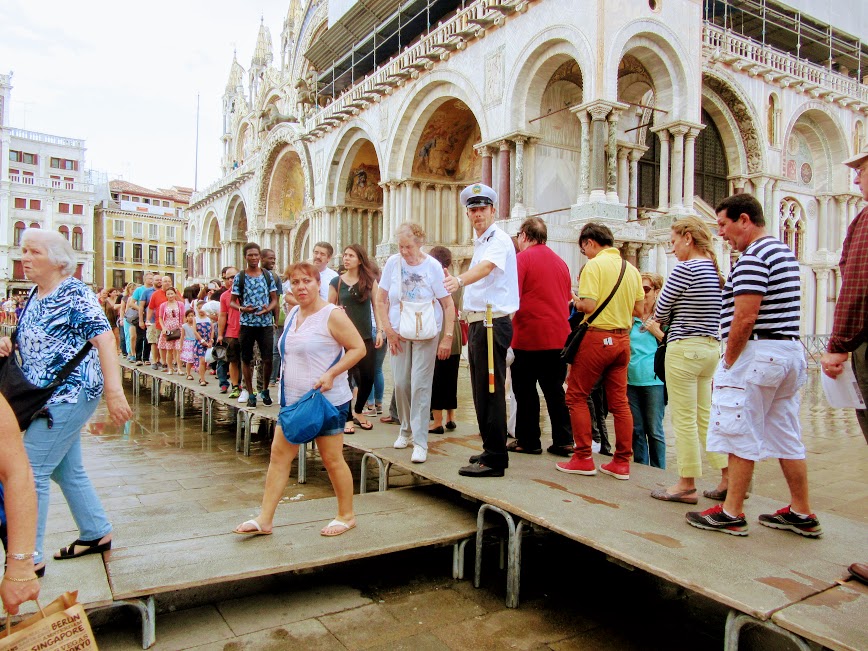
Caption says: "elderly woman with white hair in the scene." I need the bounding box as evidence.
[0,229,132,577]
[376,223,455,463]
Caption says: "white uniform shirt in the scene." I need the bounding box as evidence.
[318,267,338,300]
[462,222,519,314]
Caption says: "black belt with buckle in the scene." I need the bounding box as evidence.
[751,332,799,341]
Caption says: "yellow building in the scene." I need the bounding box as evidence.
[94,180,190,289]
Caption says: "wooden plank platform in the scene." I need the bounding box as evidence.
[344,428,868,621]
[105,486,482,600]
[771,580,868,651]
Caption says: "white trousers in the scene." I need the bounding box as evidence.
[391,337,439,449]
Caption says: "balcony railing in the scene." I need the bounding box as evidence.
[8,127,85,149]
[7,173,94,193]
[189,155,258,205]
[704,24,868,106]
[132,257,144,264]
[305,0,524,135]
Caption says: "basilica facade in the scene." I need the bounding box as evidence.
[186,0,867,336]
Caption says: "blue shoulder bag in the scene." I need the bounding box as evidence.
[277,307,342,445]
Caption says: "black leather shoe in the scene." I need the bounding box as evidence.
[469,454,481,463]
[547,444,574,457]
[459,462,505,477]
[507,441,542,454]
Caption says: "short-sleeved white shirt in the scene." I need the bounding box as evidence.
[462,222,519,314]
[379,253,448,330]
[318,266,338,300]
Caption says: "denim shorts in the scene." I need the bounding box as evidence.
[321,401,351,437]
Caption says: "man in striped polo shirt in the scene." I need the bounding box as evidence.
[686,194,822,538]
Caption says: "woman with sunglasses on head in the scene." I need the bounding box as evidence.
[651,216,726,504]
[328,244,383,433]
[628,273,666,468]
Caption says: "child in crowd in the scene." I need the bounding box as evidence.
[180,309,199,380]
[195,300,214,385]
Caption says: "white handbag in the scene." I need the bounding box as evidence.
[393,256,438,341]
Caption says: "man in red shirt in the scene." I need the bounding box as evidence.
[146,275,171,370]
[509,217,574,456]
[217,267,242,397]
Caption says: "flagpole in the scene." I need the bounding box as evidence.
[194,93,200,191]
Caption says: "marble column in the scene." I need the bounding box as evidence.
[577,110,591,203]
[639,244,653,272]
[512,136,527,218]
[435,184,445,242]
[379,184,389,244]
[814,268,830,335]
[817,195,830,250]
[835,195,848,250]
[656,243,668,276]
[669,125,687,212]
[481,146,493,187]
[606,110,621,203]
[498,141,511,219]
[624,243,640,268]
[389,182,399,240]
[683,127,701,212]
[588,105,611,202]
[628,148,644,221]
[656,129,670,212]
[768,180,781,237]
[617,147,629,205]
[335,208,343,255]
[354,208,363,245]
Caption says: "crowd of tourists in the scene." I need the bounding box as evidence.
[2,148,867,612]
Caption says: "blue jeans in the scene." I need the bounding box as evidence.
[271,326,283,384]
[24,392,111,564]
[366,343,387,405]
[627,384,666,469]
[217,359,229,389]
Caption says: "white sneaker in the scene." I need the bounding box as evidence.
[393,435,411,449]
[238,389,250,403]
[411,445,427,463]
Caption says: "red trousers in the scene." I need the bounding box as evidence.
[565,330,634,464]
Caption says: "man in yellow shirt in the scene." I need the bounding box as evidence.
[557,223,644,480]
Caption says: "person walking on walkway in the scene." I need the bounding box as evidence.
[231,243,278,408]
[217,267,242,396]
[0,229,132,576]
[821,147,868,443]
[556,223,644,480]
[378,224,455,463]
[428,246,462,435]
[628,272,666,468]
[234,262,364,537]
[444,184,518,477]
[509,217,574,457]
[687,194,821,537]
[329,244,383,433]
[651,217,727,503]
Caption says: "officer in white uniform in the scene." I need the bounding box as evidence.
[444,183,519,477]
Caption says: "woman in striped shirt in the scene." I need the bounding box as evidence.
[651,216,728,504]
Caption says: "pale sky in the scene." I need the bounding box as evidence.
[0,0,287,191]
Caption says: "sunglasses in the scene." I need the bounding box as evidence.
[223,274,236,280]
[643,286,654,293]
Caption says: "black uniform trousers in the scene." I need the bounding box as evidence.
[468,317,512,469]
[511,348,573,449]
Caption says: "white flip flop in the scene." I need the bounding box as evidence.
[233,519,271,536]
[320,518,356,537]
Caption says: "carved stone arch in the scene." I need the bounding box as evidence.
[607,20,696,120]
[324,121,382,205]
[782,102,850,194]
[234,118,255,164]
[292,216,311,262]
[701,86,748,177]
[502,26,595,132]
[224,193,248,241]
[292,1,328,82]
[387,70,489,180]
[255,124,313,228]
[702,71,766,174]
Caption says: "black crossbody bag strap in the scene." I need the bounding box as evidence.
[585,259,627,325]
[12,287,94,387]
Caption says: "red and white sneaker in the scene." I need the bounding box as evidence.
[555,456,597,475]
[599,461,630,480]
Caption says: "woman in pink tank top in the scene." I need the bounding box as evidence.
[233,262,365,537]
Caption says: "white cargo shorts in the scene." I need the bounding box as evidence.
[706,340,807,461]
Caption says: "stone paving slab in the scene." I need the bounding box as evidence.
[771,579,868,651]
[344,429,868,621]
[106,486,481,600]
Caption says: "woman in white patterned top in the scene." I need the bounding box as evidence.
[651,216,728,504]
[234,262,365,537]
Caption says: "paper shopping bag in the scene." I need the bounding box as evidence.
[0,591,97,651]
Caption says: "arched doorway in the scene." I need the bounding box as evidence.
[265,145,306,263]
[225,195,248,269]
[331,135,384,260]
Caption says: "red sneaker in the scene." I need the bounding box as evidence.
[556,456,597,475]
[600,461,630,480]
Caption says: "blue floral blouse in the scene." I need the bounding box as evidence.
[17,277,111,406]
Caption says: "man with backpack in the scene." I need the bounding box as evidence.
[230,243,278,408]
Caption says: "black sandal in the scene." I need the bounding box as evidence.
[54,537,112,560]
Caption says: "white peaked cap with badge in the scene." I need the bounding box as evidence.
[460,183,498,207]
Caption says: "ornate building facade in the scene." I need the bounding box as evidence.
[187,0,868,335]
